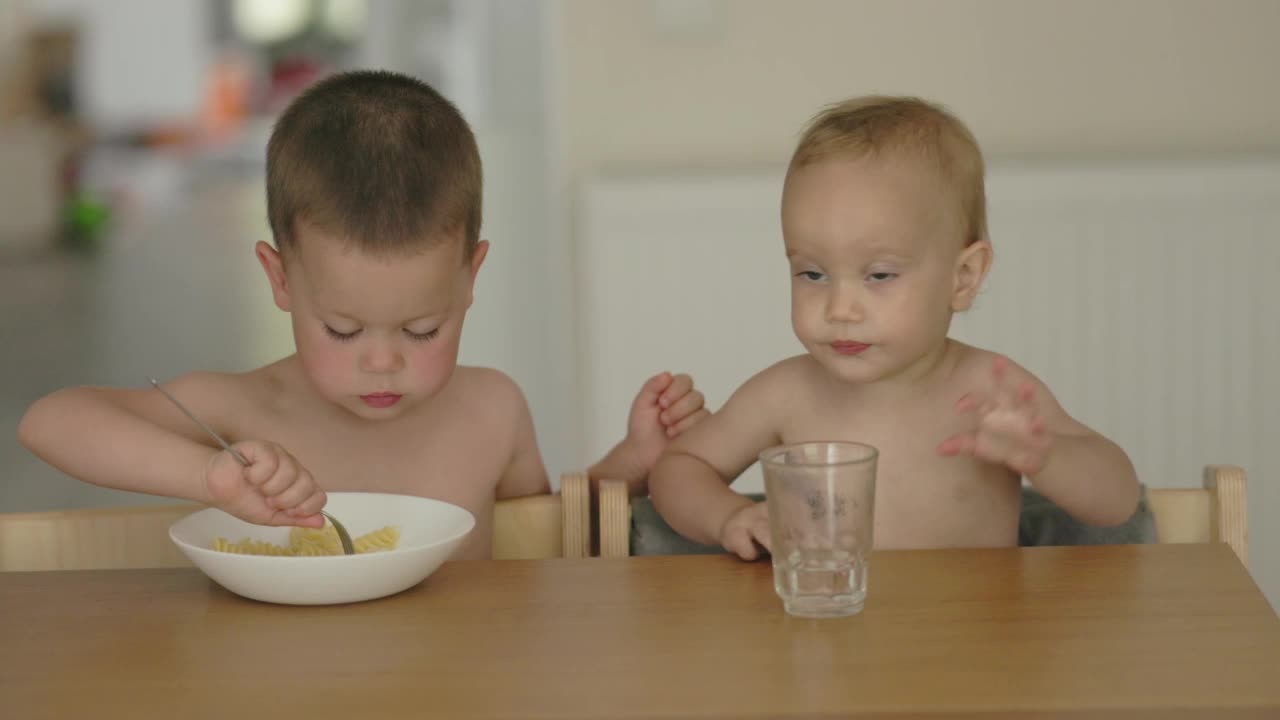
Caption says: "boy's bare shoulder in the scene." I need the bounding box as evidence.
[738,354,830,402]
[161,369,256,409]
[160,358,300,421]
[712,354,828,429]
[946,341,1045,392]
[947,341,999,379]
[445,366,530,418]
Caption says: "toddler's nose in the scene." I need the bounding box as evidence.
[824,285,865,323]
[360,344,405,374]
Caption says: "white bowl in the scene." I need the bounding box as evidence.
[169,493,475,605]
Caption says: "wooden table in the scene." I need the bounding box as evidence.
[3,544,1279,718]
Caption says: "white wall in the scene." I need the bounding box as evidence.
[559,0,1280,182]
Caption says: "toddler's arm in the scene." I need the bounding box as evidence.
[20,376,230,501]
[649,366,785,553]
[588,371,708,496]
[493,370,708,500]
[18,374,326,526]
[495,377,552,500]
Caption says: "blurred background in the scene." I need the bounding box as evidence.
[2,0,1277,604]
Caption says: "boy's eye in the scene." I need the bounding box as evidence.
[795,270,826,281]
[867,272,898,283]
[403,328,440,342]
[324,325,361,342]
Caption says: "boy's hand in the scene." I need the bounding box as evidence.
[720,502,771,561]
[203,440,327,528]
[622,371,709,472]
[937,355,1051,476]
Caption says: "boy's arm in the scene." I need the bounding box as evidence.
[1029,429,1138,526]
[493,375,552,500]
[649,363,788,547]
[492,370,707,500]
[18,374,233,503]
[938,356,1140,526]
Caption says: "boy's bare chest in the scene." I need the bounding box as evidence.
[234,411,509,515]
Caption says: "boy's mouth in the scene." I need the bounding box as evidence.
[830,341,870,356]
[360,392,402,409]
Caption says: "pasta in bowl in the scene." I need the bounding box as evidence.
[169,493,475,605]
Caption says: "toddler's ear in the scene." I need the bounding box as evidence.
[255,241,292,312]
[465,240,490,308]
[951,239,993,312]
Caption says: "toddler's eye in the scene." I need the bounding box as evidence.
[324,325,361,342]
[868,272,898,283]
[795,270,825,281]
[404,328,440,342]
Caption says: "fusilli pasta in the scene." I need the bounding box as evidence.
[212,525,400,556]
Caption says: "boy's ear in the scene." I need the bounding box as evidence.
[951,239,993,312]
[255,241,292,312]
[465,240,490,308]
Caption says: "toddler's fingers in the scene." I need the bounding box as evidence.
[243,450,280,488]
[270,470,319,511]
[667,408,710,437]
[991,355,1010,383]
[937,433,976,456]
[725,529,760,561]
[1029,415,1045,436]
[994,381,1020,412]
[659,373,693,409]
[287,512,326,529]
[259,508,312,528]
[290,489,328,518]
[1018,381,1035,405]
[257,456,299,498]
[750,524,772,556]
[662,390,705,424]
[637,371,673,404]
[955,392,985,415]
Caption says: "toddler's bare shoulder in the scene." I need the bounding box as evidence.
[165,369,257,409]
[752,354,829,398]
[448,366,530,416]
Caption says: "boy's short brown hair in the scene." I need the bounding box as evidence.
[266,70,482,259]
[789,96,987,246]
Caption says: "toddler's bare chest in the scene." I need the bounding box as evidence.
[780,403,1019,545]
[240,418,508,511]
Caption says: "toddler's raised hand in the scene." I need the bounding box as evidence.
[937,355,1051,476]
[625,371,709,467]
[652,371,708,440]
[203,440,327,527]
[719,502,771,561]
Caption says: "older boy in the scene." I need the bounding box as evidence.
[20,70,707,559]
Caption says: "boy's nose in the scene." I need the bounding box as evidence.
[359,344,405,374]
[824,285,865,323]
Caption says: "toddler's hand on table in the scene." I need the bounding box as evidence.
[719,502,771,561]
[204,440,327,528]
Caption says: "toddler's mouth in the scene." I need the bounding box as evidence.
[360,392,402,408]
[830,341,870,356]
